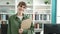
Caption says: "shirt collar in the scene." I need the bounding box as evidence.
[14,14,24,20]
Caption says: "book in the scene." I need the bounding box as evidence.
[34,23,42,29]
[1,21,7,24]
[0,15,1,20]
[6,15,9,20]
[2,15,6,20]
[35,14,39,20]
[40,14,42,20]
[34,23,39,29]
[43,14,47,20]
[0,24,1,29]
[21,19,32,29]
[47,14,50,21]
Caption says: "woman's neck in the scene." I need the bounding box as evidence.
[17,12,23,16]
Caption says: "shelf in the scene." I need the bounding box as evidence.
[34,13,51,14]
[34,4,51,6]
[0,13,16,14]
[27,4,33,6]
[34,10,51,14]
[0,4,15,7]
[0,9,15,14]
[0,20,8,21]
[33,20,50,21]
[33,20,51,24]
[26,8,33,10]
[34,28,42,32]
[0,20,8,24]
[35,9,51,10]
[24,13,33,14]
[9,9,15,10]
[34,20,51,21]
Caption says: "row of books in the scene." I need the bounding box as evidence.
[34,23,42,29]
[0,24,1,29]
[0,14,9,20]
[35,14,50,20]
[25,14,50,20]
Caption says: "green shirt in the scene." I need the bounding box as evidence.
[7,14,34,34]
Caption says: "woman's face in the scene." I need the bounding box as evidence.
[17,6,26,13]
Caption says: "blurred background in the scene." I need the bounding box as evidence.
[0,0,54,34]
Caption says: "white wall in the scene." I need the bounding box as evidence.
[57,0,60,24]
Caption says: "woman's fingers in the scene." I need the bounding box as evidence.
[19,29,23,34]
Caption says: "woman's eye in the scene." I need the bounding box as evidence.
[20,6,22,7]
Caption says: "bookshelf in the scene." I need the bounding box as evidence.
[0,0,15,23]
[0,0,15,14]
[0,0,15,34]
[33,0,52,22]
[0,0,52,34]
[17,0,52,34]
[33,0,52,34]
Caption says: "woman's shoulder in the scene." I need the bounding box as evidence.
[9,14,17,19]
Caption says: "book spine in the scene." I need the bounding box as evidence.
[35,14,39,20]
[37,23,40,29]
[43,14,47,20]
[40,14,42,20]
[6,15,9,20]
[0,15,1,20]
[0,22,1,29]
[47,14,50,21]
[2,14,6,20]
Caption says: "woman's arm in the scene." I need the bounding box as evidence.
[30,23,34,33]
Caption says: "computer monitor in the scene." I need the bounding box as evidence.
[44,24,60,34]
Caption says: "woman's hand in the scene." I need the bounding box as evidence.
[19,28,23,34]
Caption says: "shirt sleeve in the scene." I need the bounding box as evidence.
[7,17,11,34]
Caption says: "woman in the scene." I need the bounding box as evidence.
[7,1,34,34]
